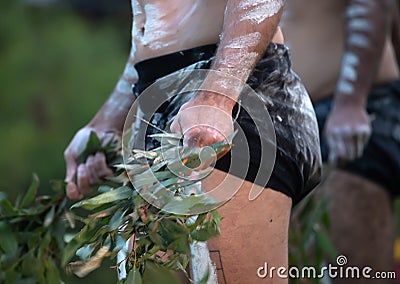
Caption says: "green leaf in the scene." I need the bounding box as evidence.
[61,220,99,266]
[98,185,112,193]
[122,164,150,175]
[76,131,102,164]
[21,250,39,277]
[149,231,165,246]
[88,204,120,219]
[49,179,66,193]
[109,208,128,231]
[71,186,132,210]
[314,229,337,261]
[12,278,37,284]
[113,235,127,253]
[160,218,188,238]
[0,192,15,215]
[38,231,52,260]
[161,195,214,215]
[0,221,18,255]
[148,133,182,143]
[0,191,8,202]
[68,246,110,278]
[190,226,219,242]
[76,244,93,261]
[142,261,180,284]
[125,267,142,284]
[167,237,189,255]
[132,170,159,190]
[186,214,207,230]
[43,205,56,227]
[44,258,61,284]
[304,198,329,241]
[20,173,39,208]
[132,149,159,160]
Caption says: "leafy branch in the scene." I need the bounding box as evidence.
[0,132,229,284]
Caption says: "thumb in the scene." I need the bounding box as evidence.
[64,150,82,199]
[169,116,181,134]
[64,149,77,184]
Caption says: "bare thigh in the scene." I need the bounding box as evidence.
[324,169,394,284]
[201,169,292,284]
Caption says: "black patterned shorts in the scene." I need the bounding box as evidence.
[132,43,322,205]
[315,80,400,196]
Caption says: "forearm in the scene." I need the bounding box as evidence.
[89,47,138,132]
[391,0,400,67]
[334,0,392,107]
[200,0,285,107]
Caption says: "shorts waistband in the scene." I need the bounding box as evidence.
[370,79,400,98]
[133,42,290,96]
[134,44,218,87]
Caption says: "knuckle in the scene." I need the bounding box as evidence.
[64,148,71,158]
[97,152,106,162]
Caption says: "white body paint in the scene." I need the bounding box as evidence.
[338,0,374,95]
[346,5,369,18]
[348,33,370,48]
[347,8,372,48]
[116,80,132,95]
[348,18,372,32]
[132,0,226,61]
[238,0,284,24]
[190,241,218,284]
[225,32,262,49]
[216,51,259,80]
[337,52,360,94]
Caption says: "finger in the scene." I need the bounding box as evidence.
[327,131,348,165]
[328,148,338,166]
[183,128,201,148]
[169,116,181,134]
[354,125,371,158]
[86,155,101,185]
[169,102,190,134]
[94,152,113,178]
[362,128,372,147]
[64,149,80,200]
[327,134,340,166]
[184,125,227,147]
[343,135,356,161]
[77,164,92,195]
[337,137,347,160]
[66,182,83,200]
[64,149,77,185]
[356,134,365,158]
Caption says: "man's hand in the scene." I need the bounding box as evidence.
[64,127,114,200]
[324,103,371,165]
[170,91,234,149]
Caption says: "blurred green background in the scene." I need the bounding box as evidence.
[0,0,131,282]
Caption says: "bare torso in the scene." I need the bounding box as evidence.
[131,0,283,63]
[281,0,400,101]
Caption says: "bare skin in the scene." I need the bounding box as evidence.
[64,0,291,283]
[65,0,284,199]
[282,0,399,101]
[323,170,394,284]
[282,0,399,282]
[204,170,291,284]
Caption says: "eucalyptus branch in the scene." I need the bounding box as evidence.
[0,132,229,284]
